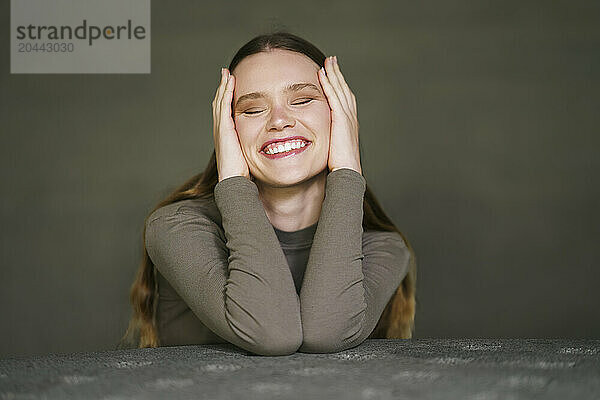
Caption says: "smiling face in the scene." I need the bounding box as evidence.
[231,49,331,187]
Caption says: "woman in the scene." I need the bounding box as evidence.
[119,31,417,356]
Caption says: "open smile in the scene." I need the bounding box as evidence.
[260,142,312,159]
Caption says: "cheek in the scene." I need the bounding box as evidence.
[304,103,331,132]
[234,115,249,131]
[233,117,260,149]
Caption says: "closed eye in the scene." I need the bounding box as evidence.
[243,99,314,115]
[293,98,314,105]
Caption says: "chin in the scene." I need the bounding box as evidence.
[272,174,309,187]
[254,170,311,187]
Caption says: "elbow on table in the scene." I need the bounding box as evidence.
[248,330,303,356]
[236,317,303,356]
[298,329,365,354]
[298,314,370,353]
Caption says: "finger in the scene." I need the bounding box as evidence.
[219,73,235,120]
[324,56,352,116]
[318,66,350,119]
[213,69,226,106]
[213,69,229,140]
[332,56,356,115]
[213,68,229,117]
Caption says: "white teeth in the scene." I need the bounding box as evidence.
[265,140,308,154]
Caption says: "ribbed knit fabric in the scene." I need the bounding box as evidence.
[145,168,410,355]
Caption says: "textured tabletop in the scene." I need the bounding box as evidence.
[1,339,599,399]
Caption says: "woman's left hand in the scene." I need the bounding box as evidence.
[318,55,362,175]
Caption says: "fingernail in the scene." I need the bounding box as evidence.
[334,55,337,63]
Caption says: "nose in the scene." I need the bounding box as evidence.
[267,102,295,132]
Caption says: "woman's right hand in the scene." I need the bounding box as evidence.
[212,68,250,182]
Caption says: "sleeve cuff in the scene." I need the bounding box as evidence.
[326,168,366,194]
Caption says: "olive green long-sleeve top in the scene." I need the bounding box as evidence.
[144,168,410,356]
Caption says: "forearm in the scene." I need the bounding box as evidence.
[213,175,303,353]
[298,168,368,353]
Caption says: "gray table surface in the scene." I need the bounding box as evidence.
[1,339,599,399]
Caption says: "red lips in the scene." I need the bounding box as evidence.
[260,136,311,152]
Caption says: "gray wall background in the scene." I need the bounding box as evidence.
[1,1,598,358]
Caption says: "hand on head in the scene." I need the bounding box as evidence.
[212,68,250,182]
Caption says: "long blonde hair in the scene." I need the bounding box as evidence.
[117,31,418,349]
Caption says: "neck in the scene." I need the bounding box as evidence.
[256,169,327,232]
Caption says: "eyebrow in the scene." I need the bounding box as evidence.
[235,82,322,109]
